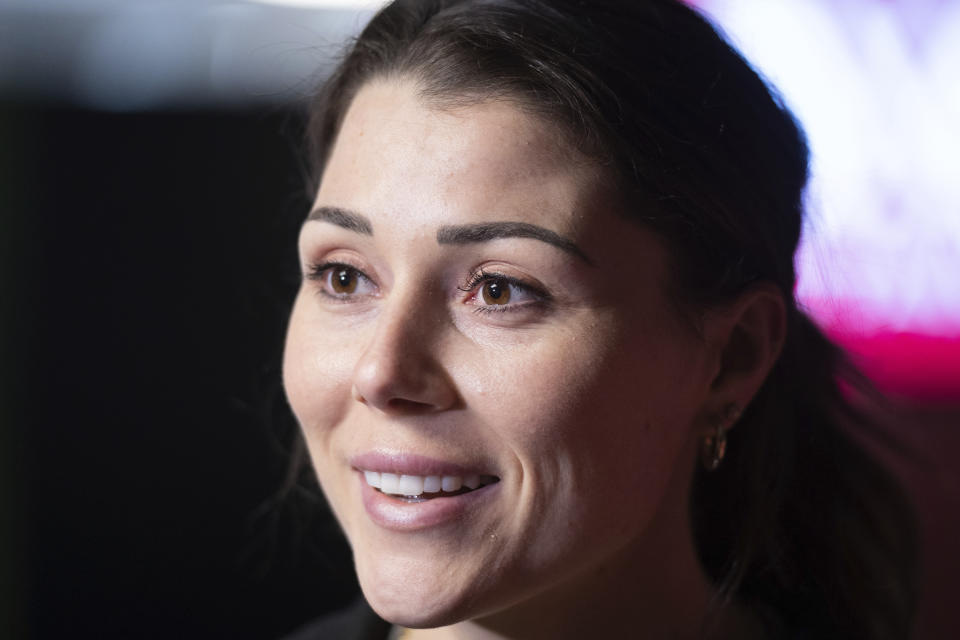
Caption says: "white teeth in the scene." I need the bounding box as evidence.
[363,471,495,497]
[380,473,400,494]
[441,475,462,492]
[364,470,382,489]
[398,475,424,495]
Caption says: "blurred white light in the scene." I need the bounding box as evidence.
[0,0,380,109]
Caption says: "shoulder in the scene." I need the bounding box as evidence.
[281,598,392,640]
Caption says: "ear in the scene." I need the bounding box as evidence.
[698,282,787,433]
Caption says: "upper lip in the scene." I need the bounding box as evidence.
[350,450,499,478]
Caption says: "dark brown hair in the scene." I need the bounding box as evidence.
[303,1,916,636]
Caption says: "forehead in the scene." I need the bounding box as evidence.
[317,79,610,237]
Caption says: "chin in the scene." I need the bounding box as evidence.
[367,602,460,630]
[355,553,493,629]
[360,579,465,629]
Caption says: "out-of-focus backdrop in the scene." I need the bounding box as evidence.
[1,0,957,638]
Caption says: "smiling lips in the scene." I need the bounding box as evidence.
[363,471,500,500]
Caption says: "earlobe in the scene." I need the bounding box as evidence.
[701,282,787,430]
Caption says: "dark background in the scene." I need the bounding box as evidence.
[0,104,359,639]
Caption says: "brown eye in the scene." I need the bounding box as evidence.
[481,279,511,305]
[330,267,358,294]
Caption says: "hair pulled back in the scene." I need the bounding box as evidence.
[305,1,916,636]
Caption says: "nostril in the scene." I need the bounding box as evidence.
[351,340,460,412]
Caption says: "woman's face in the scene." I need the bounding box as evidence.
[284,80,719,627]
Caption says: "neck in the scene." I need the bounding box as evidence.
[403,445,756,640]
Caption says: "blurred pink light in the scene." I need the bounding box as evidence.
[831,331,960,402]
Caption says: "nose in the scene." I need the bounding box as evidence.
[351,296,459,415]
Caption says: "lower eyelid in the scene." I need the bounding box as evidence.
[471,300,546,314]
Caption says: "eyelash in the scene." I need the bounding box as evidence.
[306,260,374,299]
[305,261,550,314]
[458,268,550,314]
[307,260,353,280]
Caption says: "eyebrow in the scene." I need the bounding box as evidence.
[436,221,594,264]
[305,206,373,235]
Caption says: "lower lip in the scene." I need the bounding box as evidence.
[359,475,500,531]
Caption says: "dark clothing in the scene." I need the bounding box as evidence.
[282,597,810,639]
[282,598,390,640]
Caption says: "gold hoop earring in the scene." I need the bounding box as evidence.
[700,404,741,471]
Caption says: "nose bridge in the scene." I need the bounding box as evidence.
[361,295,428,374]
[351,284,455,412]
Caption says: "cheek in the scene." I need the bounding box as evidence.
[467,312,704,547]
[282,293,357,441]
[471,312,698,460]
